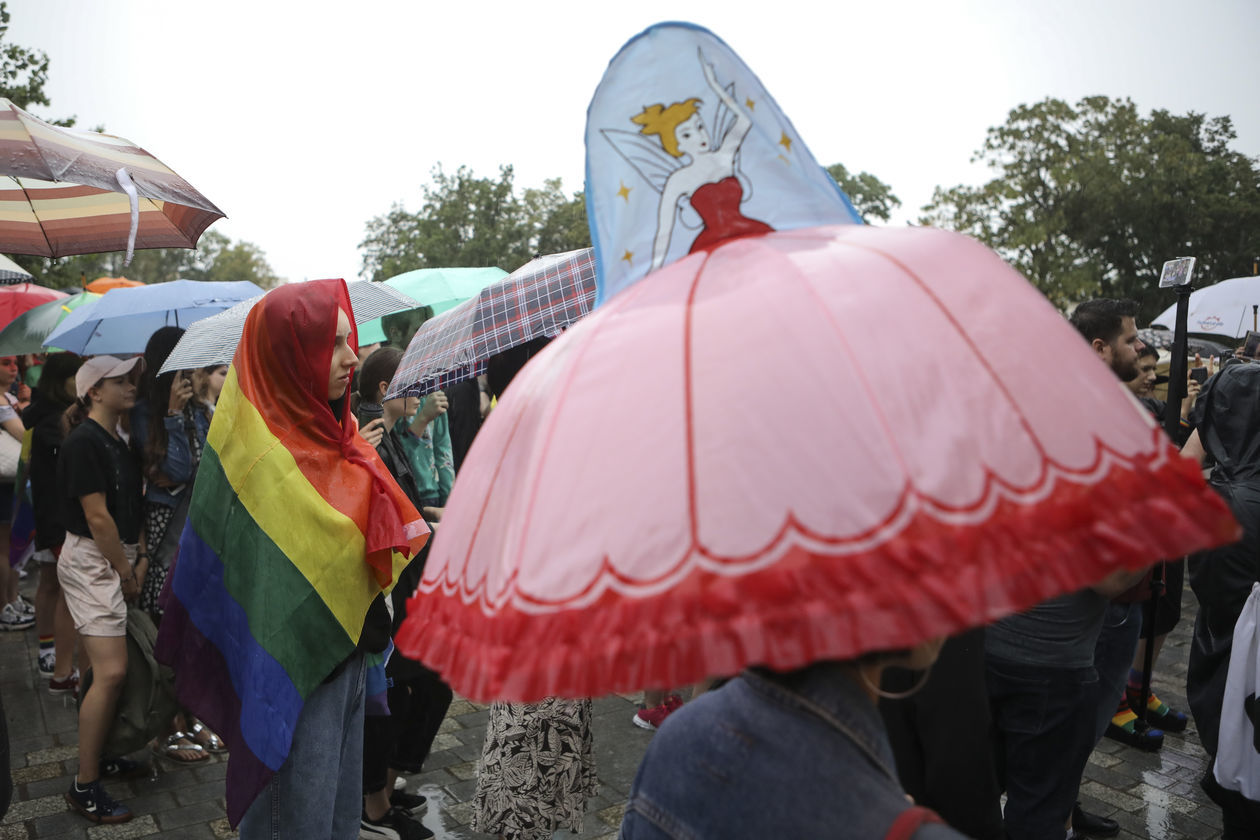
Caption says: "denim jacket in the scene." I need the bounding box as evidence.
[130,399,210,507]
[619,664,968,840]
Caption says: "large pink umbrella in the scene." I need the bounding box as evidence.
[395,223,1237,702]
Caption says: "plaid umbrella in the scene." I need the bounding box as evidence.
[159,281,419,374]
[387,249,596,398]
[0,99,223,262]
[0,254,32,285]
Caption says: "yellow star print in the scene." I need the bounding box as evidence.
[622,250,634,264]
[745,98,755,110]
[779,132,792,152]
[616,181,632,202]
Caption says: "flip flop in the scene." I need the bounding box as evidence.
[189,721,227,753]
[151,732,208,763]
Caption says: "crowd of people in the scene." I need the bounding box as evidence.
[0,289,1256,840]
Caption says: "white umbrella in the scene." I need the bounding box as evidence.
[159,281,417,374]
[0,254,32,285]
[1151,276,1260,339]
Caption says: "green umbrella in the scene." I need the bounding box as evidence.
[0,291,99,355]
[360,266,507,348]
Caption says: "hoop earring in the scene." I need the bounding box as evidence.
[858,663,935,701]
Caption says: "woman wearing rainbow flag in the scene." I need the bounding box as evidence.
[155,279,429,837]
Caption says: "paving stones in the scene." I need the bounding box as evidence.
[1,581,1233,838]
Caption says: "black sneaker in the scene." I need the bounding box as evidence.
[100,757,149,780]
[360,806,433,840]
[64,778,132,824]
[389,788,427,815]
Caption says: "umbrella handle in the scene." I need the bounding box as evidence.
[115,167,139,267]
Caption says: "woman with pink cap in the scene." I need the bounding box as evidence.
[57,354,145,825]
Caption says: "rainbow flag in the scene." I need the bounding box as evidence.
[155,280,427,825]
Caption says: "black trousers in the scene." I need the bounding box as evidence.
[362,658,454,794]
[880,627,1004,840]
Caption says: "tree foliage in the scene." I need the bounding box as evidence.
[360,165,590,281]
[826,163,901,222]
[921,96,1260,322]
[14,231,282,290]
[0,3,284,290]
[0,2,49,112]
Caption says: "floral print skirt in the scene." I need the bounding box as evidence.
[472,697,598,840]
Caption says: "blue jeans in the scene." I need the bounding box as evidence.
[240,652,366,840]
[1092,601,1143,741]
[987,659,1098,840]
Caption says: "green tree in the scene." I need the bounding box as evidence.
[921,97,1260,322]
[522,179,590,255]
[184,231,282,288]
[360,166,591,281]
[13,232,282,290]
[361,165,530,280]
[826,163,901,222]
[0,1,50,112]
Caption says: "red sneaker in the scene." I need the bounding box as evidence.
[632,703,672,731]
[663,693,684,712]
[49,669,80,698]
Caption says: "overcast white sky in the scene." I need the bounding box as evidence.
[9,0,1259,283]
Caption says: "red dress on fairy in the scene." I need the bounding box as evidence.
[687,176,774,253]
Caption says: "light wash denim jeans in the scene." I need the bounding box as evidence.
[240,652,366,840]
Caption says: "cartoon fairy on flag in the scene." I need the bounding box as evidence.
[588,23,862,304]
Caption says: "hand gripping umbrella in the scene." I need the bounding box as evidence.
[394,23,1239,702]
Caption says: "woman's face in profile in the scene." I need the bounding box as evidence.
[328,309,357,401]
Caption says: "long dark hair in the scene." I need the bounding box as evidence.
[138,327,204,484]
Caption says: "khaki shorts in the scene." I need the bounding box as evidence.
[57,534,137,637]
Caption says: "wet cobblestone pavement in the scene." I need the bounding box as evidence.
[0,582,1226,839]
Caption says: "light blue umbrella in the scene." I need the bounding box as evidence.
[44,279,264,355]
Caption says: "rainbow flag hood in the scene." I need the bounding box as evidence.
[155,279,428,825]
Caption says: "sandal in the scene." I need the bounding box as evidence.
[189,721,227,753]
[151,732,208,763]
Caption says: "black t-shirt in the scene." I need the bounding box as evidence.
[57,418,142,545]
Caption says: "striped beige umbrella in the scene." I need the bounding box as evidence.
[0,99,224,262]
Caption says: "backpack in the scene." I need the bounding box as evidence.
[79,607,181,756]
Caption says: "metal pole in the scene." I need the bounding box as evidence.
[1145,285,1193,728]
[1162,285,1192,440]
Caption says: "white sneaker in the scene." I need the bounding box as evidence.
[14,597,34,618]
[0,602,32,631]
